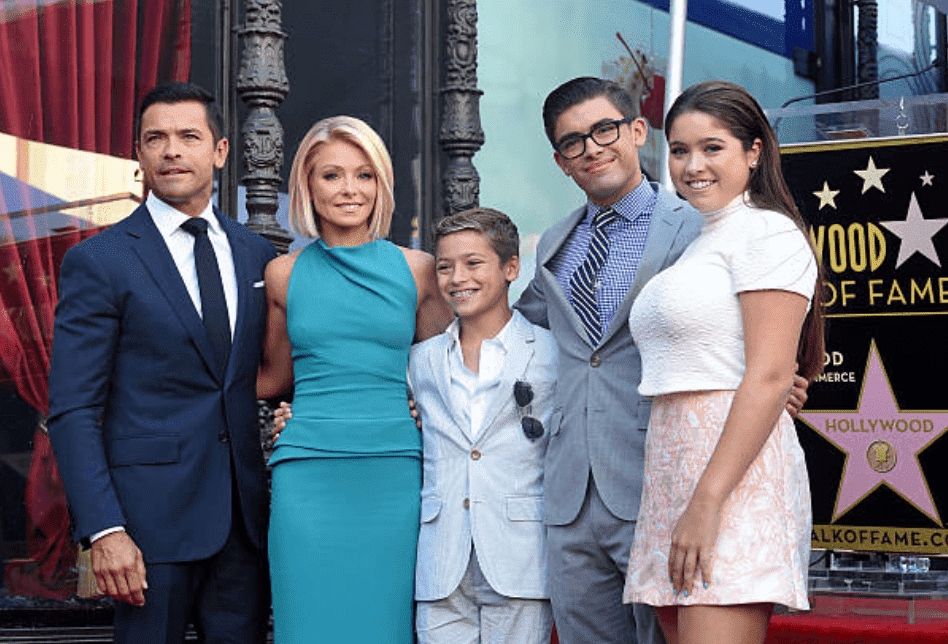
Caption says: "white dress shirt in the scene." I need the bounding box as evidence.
[90,193,238,544]
[445,316,516,439]
[145,191,238,334]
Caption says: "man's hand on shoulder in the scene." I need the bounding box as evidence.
[91,531,147,606]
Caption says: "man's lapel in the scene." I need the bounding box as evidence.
[477,314,534,442]
[218,210,252,382]
[125,204,221,382]
[429,334,474,443]
[600,188,688,346]
[538,205,593,345]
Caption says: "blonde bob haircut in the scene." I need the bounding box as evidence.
[288,116,395,239]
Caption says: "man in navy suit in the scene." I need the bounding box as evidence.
[48,83,275,643]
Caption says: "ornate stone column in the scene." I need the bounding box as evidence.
[439,0,484,218]
[237,0,292,254]
[855,0,879,100]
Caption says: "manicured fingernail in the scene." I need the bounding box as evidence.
[673,588,678,596]
[703,582,710,589]
[682,590,689,598]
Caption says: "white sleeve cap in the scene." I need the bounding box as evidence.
[732,210,817,300]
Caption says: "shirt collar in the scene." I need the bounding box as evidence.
[491,312,518,352]
[584,177,656,225]
[446,317,462,346]
[446,311,518,352]
[146,192,220,238]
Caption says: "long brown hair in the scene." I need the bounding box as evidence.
[665,80,825,379]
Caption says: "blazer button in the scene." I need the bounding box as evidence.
[590,352,601,368]
[463,498,470,510]
[218,430,230,443]
[470,449,481,460]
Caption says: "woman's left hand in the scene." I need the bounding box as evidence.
[668,492,723,597]
[785,373,809,418]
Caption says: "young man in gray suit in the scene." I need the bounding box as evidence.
[514,75,699,644]
[516,76,808,644]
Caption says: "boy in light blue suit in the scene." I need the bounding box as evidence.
[410,208,558,644]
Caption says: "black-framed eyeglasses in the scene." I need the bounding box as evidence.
[514,380,544,440]
[554,116,635,160]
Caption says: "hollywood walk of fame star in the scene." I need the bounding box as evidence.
[813,181,840,210]
[854,156,890,193]
[920,170,935,186]
[799,341,948,525]
[879,192,948,268]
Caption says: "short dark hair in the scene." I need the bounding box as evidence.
[434,207,520,264]
[135,82,224,144]
[542,77,640,146]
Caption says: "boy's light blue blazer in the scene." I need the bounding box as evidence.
[410,311,558,601]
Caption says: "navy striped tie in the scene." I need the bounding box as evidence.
[569,207,619,345]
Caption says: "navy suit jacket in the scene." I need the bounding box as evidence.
[47,203,276,563]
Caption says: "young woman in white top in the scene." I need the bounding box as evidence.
[623,80,825,644]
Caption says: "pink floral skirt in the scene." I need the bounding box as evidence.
[623,390,810,610]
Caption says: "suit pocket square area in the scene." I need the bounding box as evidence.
[252,280,266,288]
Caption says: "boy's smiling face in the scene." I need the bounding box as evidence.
[435,229,519,322]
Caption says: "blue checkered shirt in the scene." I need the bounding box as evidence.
[548,180,656,336]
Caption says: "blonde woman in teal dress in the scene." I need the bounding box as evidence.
[257,116,452,643]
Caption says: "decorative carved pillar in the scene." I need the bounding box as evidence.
[855,0,879,100]
[439,0,484,219]
[237,0,292,254]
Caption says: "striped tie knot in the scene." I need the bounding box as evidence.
[570,207,619,346]
[593,207,619,231]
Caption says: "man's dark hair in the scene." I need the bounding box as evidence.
[135,82,225,144]
[542,77,640,146]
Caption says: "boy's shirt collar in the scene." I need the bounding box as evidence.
[446,311,519,353]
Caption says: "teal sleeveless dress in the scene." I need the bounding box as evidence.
[268,238,421,644]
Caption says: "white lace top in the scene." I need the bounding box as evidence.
[629,195,816,396]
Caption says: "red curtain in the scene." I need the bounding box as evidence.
[0,0,190,159]
[0,0,190,599]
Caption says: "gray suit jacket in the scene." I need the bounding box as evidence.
[411,312,558,600]
[516,182,702,525]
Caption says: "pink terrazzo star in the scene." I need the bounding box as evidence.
[799,340,948,525]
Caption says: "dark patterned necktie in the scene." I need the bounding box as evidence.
[180,217,231,375]
[569,207,620,345]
